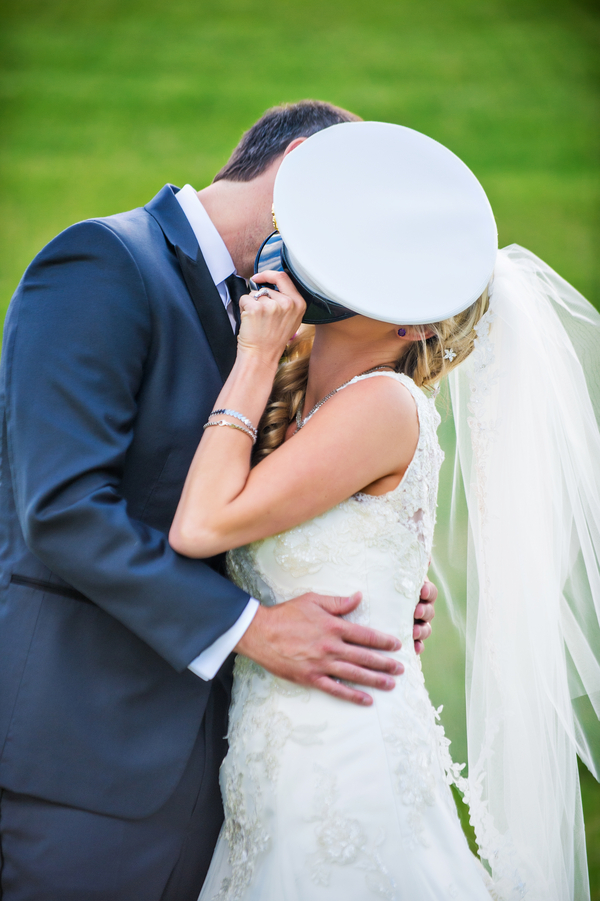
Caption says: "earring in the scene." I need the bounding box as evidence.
[397,328,406,337]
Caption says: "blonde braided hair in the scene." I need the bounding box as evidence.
[253,288,489,465]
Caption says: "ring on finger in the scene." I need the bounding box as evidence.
[254,287,271,299]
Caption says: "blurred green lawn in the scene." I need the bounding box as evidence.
[1,0,599,893]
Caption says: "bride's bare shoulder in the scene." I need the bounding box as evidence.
[330,371,419,435]
[283,371,420,478]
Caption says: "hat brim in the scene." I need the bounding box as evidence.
[253,231,357,324]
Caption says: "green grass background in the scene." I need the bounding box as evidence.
[1,0,599,893]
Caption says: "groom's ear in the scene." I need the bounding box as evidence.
[283,136,308,157]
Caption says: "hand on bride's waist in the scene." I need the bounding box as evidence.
[235,590,406,708]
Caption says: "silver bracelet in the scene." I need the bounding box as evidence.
[209,408,258,441]
[203,419,256,444]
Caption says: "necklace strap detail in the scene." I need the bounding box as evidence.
[295,366,396,433]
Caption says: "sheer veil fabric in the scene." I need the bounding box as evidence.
[433,244,600,900]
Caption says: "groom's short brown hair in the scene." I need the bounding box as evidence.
[213,100,361,183]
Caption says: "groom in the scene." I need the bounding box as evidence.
[0,101,437,901]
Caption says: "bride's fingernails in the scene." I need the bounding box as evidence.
[393,662,404,675]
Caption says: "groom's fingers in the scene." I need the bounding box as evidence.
[412,578,437,655]
[315,591,363,616]
[312,676,375,707]
[317,593,402,653]
[413,601,435,623]
[327,659,400,688]
[338,619,401,653]
[413,621,432,642]
[235,592,405,705]
[338,642,404,672]
[419,577,438,604]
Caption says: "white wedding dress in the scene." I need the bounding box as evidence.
[199,372,494,901]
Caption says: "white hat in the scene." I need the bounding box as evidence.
[269,121,497,325]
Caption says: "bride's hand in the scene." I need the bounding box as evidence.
[237,271,306,369]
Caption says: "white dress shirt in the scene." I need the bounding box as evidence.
[175,184,259,680]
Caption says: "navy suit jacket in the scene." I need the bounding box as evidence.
[0,185,251,818]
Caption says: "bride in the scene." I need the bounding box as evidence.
[170,124,600,900]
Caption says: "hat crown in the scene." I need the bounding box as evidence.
[273,122,497,324]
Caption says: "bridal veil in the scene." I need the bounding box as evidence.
[434,244,600,901]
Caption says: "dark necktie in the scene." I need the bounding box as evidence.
[224,274,247,333]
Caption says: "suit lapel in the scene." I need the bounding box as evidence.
[145,185,237,382]
[174,245,237,381]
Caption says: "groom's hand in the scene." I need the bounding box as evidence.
[413,577,437,654]
[234,592,403,706]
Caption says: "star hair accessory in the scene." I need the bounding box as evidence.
[443,348,457,361]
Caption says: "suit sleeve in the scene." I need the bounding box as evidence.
[3,219,250,672]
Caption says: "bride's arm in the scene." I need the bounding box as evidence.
[170,274,419,559]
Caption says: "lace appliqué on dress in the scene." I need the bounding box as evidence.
[380,657,464,850]
[213,656,327,901]
[351,372,444,549]
[307,765,397,900]
[226,544,277,607]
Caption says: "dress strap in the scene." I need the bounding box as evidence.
[337,370,427,411]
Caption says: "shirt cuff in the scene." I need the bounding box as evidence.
[187,598,260,681]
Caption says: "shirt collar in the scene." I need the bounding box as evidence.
[174,184,236,287]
